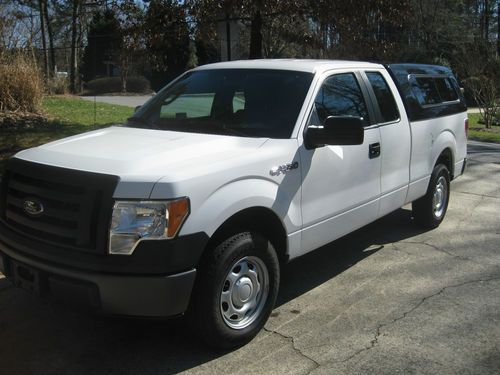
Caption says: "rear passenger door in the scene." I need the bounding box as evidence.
[361,70,411,217]
[299,71,381,255]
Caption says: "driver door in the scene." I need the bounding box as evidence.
[299,71,382,255]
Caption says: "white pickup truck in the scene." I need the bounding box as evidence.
[0,60,467,348]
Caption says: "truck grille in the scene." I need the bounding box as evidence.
[0,158,119,254]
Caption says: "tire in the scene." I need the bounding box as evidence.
[412,164,450,229]
[189,232,280,349]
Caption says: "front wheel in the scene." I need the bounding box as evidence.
[412,164,450,228]
[189,232,280,349]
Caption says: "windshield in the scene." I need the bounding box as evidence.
[126,69,313,138]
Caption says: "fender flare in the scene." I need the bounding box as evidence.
[431,130,456,172]
[180,177,301,238]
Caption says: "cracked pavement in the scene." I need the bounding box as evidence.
[0,140,499,375]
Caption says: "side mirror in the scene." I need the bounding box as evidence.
[305,116,364,149]
[134,105,142,113]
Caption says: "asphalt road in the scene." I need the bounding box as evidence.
[80,95,153,108]
[0,141,499,375]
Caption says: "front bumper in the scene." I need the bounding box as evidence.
[0,227,209,318]
[0,245,196,317]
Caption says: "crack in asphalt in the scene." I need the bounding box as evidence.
[398,240,477,263]
[466,159,500,166]
[386,238,475,265]
[332,276,500,365]
[388,242,413,257]
[455,190,500,199]
[263,326,321,372]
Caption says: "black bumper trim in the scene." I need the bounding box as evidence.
[1,248,196,317]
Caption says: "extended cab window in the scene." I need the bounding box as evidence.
[366,72,399,123]
[312,73,369,126]
[434,77,459,102]
[412,77,441,105]
[410,75,459,107]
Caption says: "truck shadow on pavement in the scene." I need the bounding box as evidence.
[0,208,429,375]
[277,207,424,306]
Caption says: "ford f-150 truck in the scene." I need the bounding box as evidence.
[0,60,467,348]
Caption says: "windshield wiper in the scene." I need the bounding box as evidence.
[220,125,248,137]
[126,117,150,128]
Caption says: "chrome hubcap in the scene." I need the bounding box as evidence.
[220,256,269,330]
[432,176,448,219]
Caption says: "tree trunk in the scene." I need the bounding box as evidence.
[484,0,490,40]
[69,0,79,93]
[497,0,500,54]
[38,0,49,80]
[249,8,263,59]
[43,0,55,75]
[120,55,128,93]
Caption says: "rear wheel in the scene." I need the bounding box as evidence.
[412,164,450,228]
[189,232,280,349]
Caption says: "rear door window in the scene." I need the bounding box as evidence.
[366,72,399,123]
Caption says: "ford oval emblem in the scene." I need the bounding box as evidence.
[23,198,44,216]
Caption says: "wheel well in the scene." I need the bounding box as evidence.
[436,148,454,180]
[205,207,288,265]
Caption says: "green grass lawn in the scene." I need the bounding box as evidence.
[43,96,133,126]
[0,96,133,171]
[468,113,500,143]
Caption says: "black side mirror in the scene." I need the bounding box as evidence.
[305,116,364,149]
[134,105,142,113]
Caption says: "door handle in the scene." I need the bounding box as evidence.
[369,143,381,159]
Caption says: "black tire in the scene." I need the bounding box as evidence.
[412,164,450,229]
[189,232,280,349]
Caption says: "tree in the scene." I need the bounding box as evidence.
[144,0,191,90]
[113,0,144,92]
[467,75,500,127]
[188,0,307,59]
[38,0,49,78]
[80,9,122,82]
[306,0,413,60]
[462,52,500,128]
[69,0,82,93]
[42,0,55,75]
[497,0,500,54]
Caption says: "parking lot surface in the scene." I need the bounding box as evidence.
[0,140,499,374]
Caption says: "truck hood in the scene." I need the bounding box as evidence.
[15,126,269,184]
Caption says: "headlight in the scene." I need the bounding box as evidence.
[109,198,189,255]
